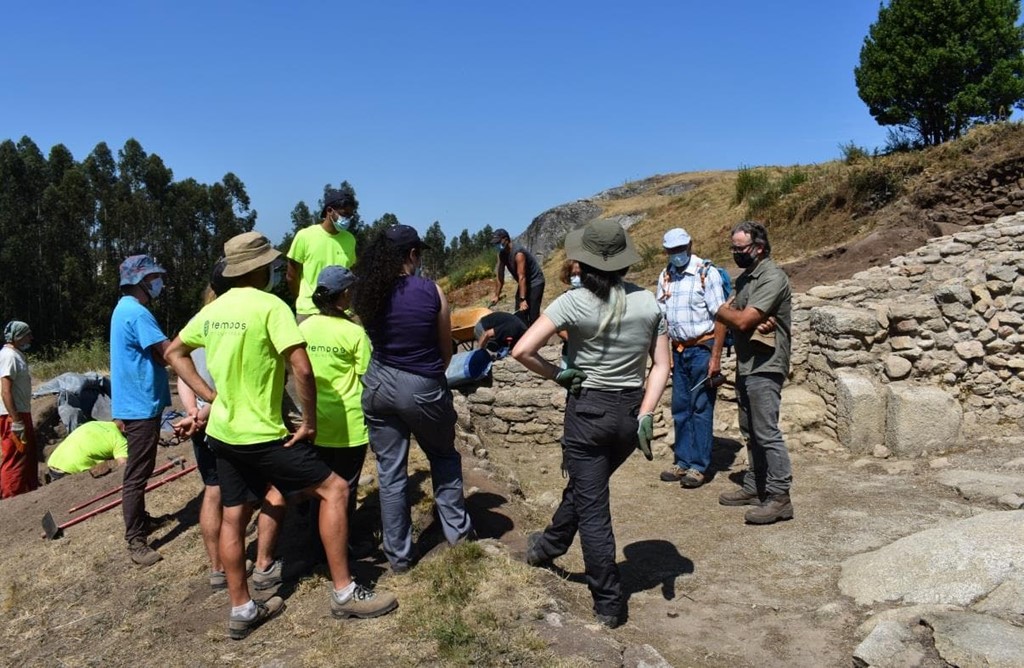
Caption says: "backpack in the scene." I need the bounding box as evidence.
[697,260,734,354]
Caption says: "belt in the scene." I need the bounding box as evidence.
[671,332,714,353]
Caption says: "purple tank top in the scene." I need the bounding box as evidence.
[366,276,445,377]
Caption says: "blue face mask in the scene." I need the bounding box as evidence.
[146,276,165,298]
[669,252,690,269]
[569,275,582,289]
[333,214,352,232]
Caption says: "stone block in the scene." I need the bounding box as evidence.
[835,369,886,454]
[954,340,985,360]
[810,305,879,338]
[885,383,962,455]
[884,355,912,380]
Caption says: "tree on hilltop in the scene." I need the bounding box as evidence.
[855,0,1024,146]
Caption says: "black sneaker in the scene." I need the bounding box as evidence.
[525,532,552,567]
[228,597,285,640]
[595,612,626,628]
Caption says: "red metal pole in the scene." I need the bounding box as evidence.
[58,464,199,531]
[67,459,183,513]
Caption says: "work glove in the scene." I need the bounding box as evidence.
[10,421,25,438]
[636,413,654,461]
[554,368,587,396]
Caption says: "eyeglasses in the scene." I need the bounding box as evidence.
[730,243,754,253]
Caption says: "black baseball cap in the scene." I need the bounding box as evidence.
[490,228,510,243]
[385,224,430,249]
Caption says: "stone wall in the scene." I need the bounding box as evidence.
[795,212,1024,453]
[917,156,1024,234]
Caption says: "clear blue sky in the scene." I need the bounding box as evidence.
[1,1,892,245]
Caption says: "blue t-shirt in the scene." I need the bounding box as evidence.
[110,296,170,419]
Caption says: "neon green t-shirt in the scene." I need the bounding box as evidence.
[299,314,371,448]
[47,421,128,473]
[179,287,306,445]
[286,225,357,315]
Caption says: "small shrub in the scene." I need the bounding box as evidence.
[734,166,770,205]
[447,250,497,289]
[32,339,109,380]
[839,141,871,164]
[632,243,664,272]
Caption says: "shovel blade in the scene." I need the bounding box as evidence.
[42,511,62,540]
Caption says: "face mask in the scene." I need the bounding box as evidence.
[18,341,31,352]
[569,275,582,289]
[332,214,351,232]
[146,277,165,298]
[733,250,757,269]
[264,262,283,292]
[669,252,690,269]
[494,243,504,252]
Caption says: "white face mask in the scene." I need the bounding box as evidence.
[332,213,351,232]
[146,277,165,298]
[569,275,582,289]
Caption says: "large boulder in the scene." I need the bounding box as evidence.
[884,383,962,455]
[927,610,1024,668]
[518,200,602,260]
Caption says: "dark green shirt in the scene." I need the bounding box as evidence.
[732,258,792,377]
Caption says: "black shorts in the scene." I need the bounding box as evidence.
[207,435,333,507]
[192,430,219,486]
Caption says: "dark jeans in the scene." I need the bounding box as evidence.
[515,281,546,326]
[121,416,161,543]
[532,387,641,618]
[670,344,716,472]
[736,372,792,496]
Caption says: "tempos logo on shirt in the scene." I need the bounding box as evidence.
[307,344,346,355]
[203,320,247,337]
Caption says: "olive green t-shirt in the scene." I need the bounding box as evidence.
[544,282,666,389]
[298,314,371,448]
[731,258,792,377]
[179,287,305,445]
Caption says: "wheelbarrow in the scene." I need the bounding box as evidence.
[450,307,492,352]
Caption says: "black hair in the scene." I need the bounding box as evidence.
[578,262,627,301]
[731,220,772,256]
[351,232,414,326]
[312,285,347,317]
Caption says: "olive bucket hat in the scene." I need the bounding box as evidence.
[563,219,640,271]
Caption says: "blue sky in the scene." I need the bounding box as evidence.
[1,1,893,245]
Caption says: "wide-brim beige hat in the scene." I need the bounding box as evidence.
[222,231,281,278]
[564,219,641,271]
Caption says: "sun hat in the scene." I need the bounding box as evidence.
[118,255,166,287]
[316,265,357,294]
[221,232,281,278]
[3,320,30,343]
[384,224,430,249]
[563,220,640,271]
[662,228,692,249]
[490,228,510,243]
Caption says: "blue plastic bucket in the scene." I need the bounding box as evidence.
[446,349,493,388]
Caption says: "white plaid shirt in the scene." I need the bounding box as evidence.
[655,255,726,342]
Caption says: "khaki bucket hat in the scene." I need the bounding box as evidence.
[222,232,281,278]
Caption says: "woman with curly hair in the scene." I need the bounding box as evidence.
[512,219,670,629]
[353,225,474,573]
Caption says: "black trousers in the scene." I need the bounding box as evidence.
[533,387,641,617]
[515,281,546,326]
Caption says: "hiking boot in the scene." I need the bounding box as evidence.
[679,469,705,489]
[660,466,686,482]
[128,539,163,567]
[252,559,283,591]
[525,531,552,567]
[595,612,626,629]
[210,560,255,590]
[228,596,285,640]
[744,494,794,525]
[331,584,399,619]
[718,488,761,506]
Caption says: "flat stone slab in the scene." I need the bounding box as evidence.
[935,469,1024,503]
[926,610,1024,668]
[852,620,928,668]
[839,511,1024,606]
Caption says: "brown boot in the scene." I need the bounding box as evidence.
[744,494,794,524]
[127,538,163,566]
[718,488,760,506]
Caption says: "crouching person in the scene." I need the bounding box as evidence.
[47,420,128,480]
[167,232,397,640]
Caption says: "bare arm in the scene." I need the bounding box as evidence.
[285,344,316,447]
[149,339,171,367]
[1,376,16,423]
[476,328,495,350]
[511,315,561,380]
[708,320,726,376]
[515,252,529,311]
[286,259,301,299]
[640,333,671,415]
[491,259,504,305]
[436,284,453,368]
[166,337,216,404]
[716,302,766,333]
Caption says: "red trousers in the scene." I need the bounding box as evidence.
[1,413,38,498]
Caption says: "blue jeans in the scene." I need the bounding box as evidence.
[670,345,716,473]
[736,372,792,496]
[361,361,473,570]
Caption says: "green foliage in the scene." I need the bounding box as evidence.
[446,250,497,289]
[839,141,871,164]
[32,339,110,380]
[422,221,448,277]
[855,0,1024,146]
[734,166,809,217]
[0,136,254,352]
[734,166,770,204]
[632,243,665,272]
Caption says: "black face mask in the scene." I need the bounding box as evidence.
[733,250,756,268]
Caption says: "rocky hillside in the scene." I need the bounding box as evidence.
[491,122,1024,300]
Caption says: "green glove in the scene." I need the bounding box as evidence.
[636,413,654,461]
[554,368,587,396]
